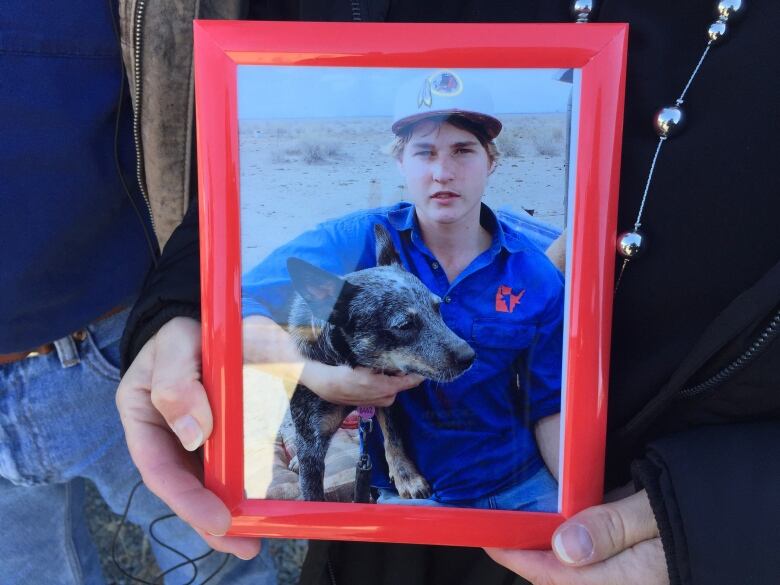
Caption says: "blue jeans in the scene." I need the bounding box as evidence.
[0,309,277,585]
[377,465,558,511]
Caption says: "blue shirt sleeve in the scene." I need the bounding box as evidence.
[241,216,374,323]
[524,273,564,424]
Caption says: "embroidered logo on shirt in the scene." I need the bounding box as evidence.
[495,285,525,313]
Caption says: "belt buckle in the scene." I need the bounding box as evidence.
[26,343,55,359]
[0,344,53,366]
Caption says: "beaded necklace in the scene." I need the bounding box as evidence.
[574,1,780,398]
[572,0,748,289]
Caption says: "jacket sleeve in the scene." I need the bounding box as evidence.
[119,192,201,372]
[632,421,780,585]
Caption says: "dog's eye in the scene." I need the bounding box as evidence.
[392,314,420,331]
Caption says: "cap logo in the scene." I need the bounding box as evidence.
[417,70,463,110]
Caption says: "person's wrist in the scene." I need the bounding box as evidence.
[300,360,335,401]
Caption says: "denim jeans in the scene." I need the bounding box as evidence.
[377,465,558,511]
[0,309,277,585]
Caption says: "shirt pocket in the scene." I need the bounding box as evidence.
[470,318,537,350]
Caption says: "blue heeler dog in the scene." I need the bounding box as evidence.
[286,224,476,502]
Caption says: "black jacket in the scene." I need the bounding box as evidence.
[121,1,780,583]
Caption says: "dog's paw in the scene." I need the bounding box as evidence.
[391,466,431,499]
[288,455,300,473]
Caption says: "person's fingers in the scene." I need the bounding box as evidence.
[117,318,266,557]
[395,373,425,389]
[314,365,424,404]
[353,373,422,405]
[149,317,212,451]
[119,360,233,536]
[140,444,233,537]
[486,538,667,585]
[116,320,231,538]
[486,547,570,585]
[551,490,658,566]
[372,393,399,407]
[197,528,263,560]
[373,372,424,392]
[120,418,234,540]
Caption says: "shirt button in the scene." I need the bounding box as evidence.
[444,296,452,303]
[431,261,439,270]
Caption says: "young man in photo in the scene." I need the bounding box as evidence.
[240,70,564,510]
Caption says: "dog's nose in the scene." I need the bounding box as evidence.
[453,345,476,370]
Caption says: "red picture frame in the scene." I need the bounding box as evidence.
[195,20,627,549]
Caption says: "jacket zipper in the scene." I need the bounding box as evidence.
[351,1,362,21]
[131,0,157,236]
[679,307,780,399]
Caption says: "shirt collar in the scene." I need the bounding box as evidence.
[387,202,530,255]
[387,202,417,232]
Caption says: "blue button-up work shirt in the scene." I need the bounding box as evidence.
[243,202,563,502]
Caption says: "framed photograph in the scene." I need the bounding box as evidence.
[195,21,627,548]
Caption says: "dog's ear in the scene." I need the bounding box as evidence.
[374,224,402,267]
[287,257,353,321]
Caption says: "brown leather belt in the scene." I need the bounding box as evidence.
[0,305,126,367]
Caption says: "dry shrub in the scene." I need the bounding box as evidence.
[300,140,344,164]
[496,134,522,158]
[532,126,564,157]
[270,150,289,164]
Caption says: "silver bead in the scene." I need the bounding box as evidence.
[708,20,728,43]
[572,0,595,22]
[617,230,647,259]
[654,106,685,138]
[716,0,746,22]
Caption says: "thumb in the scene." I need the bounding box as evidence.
[552,489,658,566]
[150,317,212,451]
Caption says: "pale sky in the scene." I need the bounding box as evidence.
[238,66,575,120]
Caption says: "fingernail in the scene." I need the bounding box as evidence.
[207,529,226,537]
[171,415,204,451]
[553,523,594,564]
[235,551,257,561]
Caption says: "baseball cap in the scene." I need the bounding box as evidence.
[391,70,502,139]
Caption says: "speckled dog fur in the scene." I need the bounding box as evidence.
[287,225,476,501]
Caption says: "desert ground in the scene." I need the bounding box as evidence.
[239,113,570,499]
